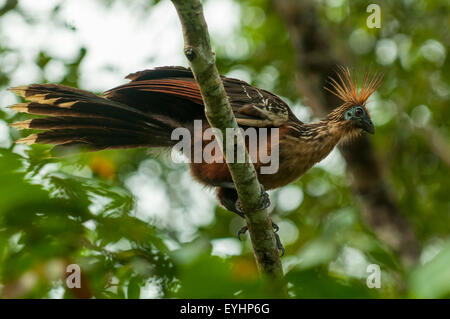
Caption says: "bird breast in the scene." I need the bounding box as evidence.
[258,130,339,190]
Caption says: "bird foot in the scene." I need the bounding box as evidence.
[237,221,285,256]
[235,184,271,214]
[259,188,271,211]
[237,225,248,241]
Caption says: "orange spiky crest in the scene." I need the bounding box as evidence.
[325,66,384,120]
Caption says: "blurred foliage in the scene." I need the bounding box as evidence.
[0,0,449,299]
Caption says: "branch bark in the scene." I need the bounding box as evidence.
[273,0,421,266]
[171,0,284,280]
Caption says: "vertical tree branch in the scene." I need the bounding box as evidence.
[273,0,420,266]
[171,0,284,280]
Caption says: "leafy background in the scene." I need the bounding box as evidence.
[0,0,448,298]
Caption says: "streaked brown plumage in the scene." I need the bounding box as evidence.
[8,66,383,216]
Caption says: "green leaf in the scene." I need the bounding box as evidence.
[286,266,379,298]
[127,276,141,299]
[409,241,450,298]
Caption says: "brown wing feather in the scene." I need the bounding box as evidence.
[10,66,297,151]
[105,66,294,128]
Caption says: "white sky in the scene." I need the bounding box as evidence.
[1,0,240,91]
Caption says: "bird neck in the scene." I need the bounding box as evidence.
[290,119,350,144]
[286,118,356,163]
[305,120,344,150]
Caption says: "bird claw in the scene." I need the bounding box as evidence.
[274,232,285,256]
[234,184,283,255]
[259,184,271,211]
[236,221,285,256]
[270,221,285,256]
[271,221,279,233]
[237,225,248,241]
[234,184,271,214]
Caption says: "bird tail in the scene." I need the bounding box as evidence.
[8,84,178,151]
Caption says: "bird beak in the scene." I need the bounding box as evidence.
[358,116,375,134]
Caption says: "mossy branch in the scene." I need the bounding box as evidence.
[171,0,284,279]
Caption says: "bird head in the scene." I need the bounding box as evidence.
[343,105,374,134]
[325,66,383,137]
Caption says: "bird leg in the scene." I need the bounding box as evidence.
[216,183,284,256]
[215,183,245,218]
[216,182,271,215]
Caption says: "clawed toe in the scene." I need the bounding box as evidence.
[235,185,270,213]
[258,185,271,211]
[236,220,285,256]
[270,221,284,256]
[274,232,285,256]
[229,184,284,256]
[271,221,279,233]
[235,198,244,217]
[237,225,248,240]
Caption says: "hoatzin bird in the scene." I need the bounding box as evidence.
[8,66,382,253]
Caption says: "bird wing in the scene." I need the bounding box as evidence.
[222,77,292,127]
[104,66,294,128]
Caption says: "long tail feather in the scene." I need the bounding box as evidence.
[9,84,178,150]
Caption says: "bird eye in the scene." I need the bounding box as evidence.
[355,107,363,117]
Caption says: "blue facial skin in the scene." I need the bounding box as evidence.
[344,106,375,134]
